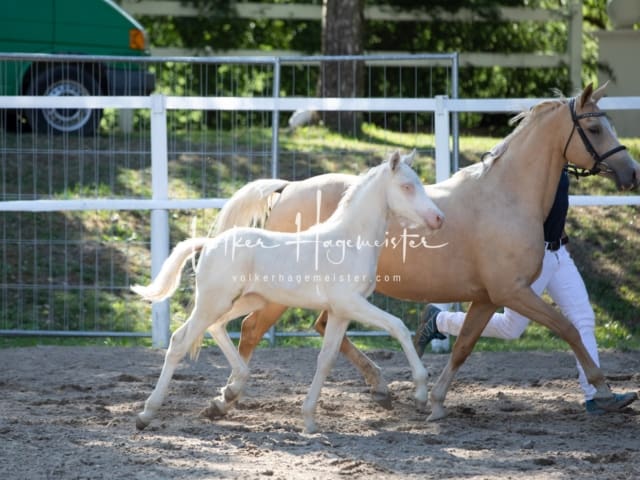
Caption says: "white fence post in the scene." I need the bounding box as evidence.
[432,97,452,352]
[150,93,171,349]
[434,95,451,182]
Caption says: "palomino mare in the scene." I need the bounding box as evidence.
[132,152,444,433]
[212,83,640,420]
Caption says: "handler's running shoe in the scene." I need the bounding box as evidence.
[585,392,638,415]
[413,304,446,357]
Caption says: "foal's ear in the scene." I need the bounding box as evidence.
[591,81,609,103]
[389,151,401,171]
[401,149,417,166]
[579,83,594,108]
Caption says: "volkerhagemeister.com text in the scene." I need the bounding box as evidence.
[231,272,401,284]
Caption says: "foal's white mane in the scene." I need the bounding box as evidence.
[337,164,383,207]
[321,160,389,225]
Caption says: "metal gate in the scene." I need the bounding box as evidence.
[0,52,459,346]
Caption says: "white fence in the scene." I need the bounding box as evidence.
[1,49,639,347]
[2,92,640,347]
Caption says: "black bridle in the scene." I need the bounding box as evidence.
[562,97,627,178]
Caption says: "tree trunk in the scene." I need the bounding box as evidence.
[319,0,365,135]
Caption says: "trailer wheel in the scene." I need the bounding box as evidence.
[26,65,103,135]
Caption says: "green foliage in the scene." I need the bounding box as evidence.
[137,0,612,133]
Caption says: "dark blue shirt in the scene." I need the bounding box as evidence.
[543,170,569,242]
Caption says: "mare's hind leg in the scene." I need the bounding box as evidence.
[314,310,392,409]
[137,299,231,430]
[238,302,288,362]
[201,294,267,419]
[429,301,496,421]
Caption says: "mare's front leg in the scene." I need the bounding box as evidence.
[429,301,496,421]
[506,288,612,401]
[314,310,392,409]
[302,313,350,434]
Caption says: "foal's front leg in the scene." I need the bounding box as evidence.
[301,313,350,434]
[340,296,429,409]
[314,310,392,409]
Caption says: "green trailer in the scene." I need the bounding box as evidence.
[0,0,155,134]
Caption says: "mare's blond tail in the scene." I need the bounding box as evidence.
[210,179,290,235]
[131,238,209,302]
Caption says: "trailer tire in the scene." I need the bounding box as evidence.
[26,65,103,135]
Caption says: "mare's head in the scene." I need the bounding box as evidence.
[563,82,639,190]
[384,150,444,231]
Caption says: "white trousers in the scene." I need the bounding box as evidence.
[436,245,598,400]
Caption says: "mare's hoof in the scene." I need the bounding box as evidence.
[136,415,149,431]
[372,390,393,410]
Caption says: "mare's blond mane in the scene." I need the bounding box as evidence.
[462,97,567,178]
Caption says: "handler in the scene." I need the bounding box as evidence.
[414,169,638,414]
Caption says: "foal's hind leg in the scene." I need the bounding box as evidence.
[429,301,496,421]
[201,295,267,419]
[137,299,229,430]
[315,310,392,409]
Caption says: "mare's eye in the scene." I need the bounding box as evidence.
[588,126,601,135]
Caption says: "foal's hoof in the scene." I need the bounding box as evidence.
[414,397,428,411]
[136,415,150,431]
[371,390,393,410]
[303,418,318,435]
[427,405,447,422]
[200,401,227,420]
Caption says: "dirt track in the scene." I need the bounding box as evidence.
[1,346,639,479]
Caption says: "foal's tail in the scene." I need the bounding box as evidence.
[131,238,209,302]
[210,178,290,236]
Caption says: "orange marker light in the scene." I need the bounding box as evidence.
[129,29,146,51]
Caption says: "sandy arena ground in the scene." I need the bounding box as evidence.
[1,345,638,479]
